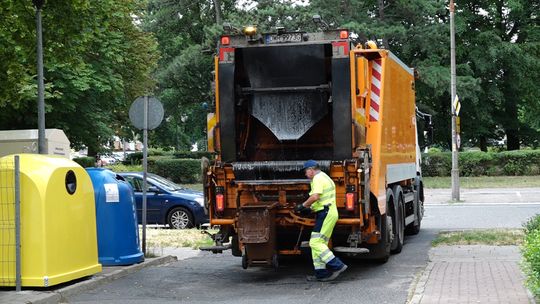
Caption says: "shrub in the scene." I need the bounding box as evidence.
[459,151,495,176]
[522,214,540,296]
[422,149,540,177]
[73,157,96,168]
[106,164,142,172]
[524,215,540,234]
[149,158,201,183]
[123,152,143,165]
[173,151,214,159]
[421,152,451,177]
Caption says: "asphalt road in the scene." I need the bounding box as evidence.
[68,230,435,304]
[66,188,540,304]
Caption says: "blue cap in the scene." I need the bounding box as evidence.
[303,160,318,170]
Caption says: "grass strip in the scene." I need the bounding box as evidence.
[141,227,216,250]
[424,176,540,189]
[432,229,524,246]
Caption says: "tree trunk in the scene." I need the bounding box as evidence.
[506,128,520,150]
[213,0,222,25]
[479,136,487,152]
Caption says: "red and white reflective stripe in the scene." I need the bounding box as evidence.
[370,59,382,122]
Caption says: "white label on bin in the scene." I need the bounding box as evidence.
[104,183,120,203]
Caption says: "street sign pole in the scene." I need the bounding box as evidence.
[142,96,148,254]
[33,0,46,154]
[128,95,164,256]
[450,0,460,201]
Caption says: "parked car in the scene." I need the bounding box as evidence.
[118,172,208,229]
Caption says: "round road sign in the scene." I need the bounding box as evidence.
[129,96,164,130]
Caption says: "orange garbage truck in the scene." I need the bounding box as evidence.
[201,27,427,269]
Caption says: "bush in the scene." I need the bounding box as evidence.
[106,164,142,172]
[149,158,201,183]
[421,149,540,177]
[173,151,214,159]
[123,152,143,165]
[524,215,540,234]
[459,151,495,176]
[421,152,451,177]
[522,214,540,296]
[73,156,96,168]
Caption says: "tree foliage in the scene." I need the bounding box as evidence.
[1,0,538,153]
[0,0,158,155]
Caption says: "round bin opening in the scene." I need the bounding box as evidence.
[65,170,77,195]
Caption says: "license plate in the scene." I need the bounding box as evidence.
[267,32,303,44]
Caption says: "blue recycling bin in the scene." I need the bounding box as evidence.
[86,168,144,266]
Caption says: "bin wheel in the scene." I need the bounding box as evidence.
[271,254,279,271]
[242,250,248,269]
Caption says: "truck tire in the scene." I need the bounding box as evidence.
[242,248,248,269]
[406,180,423,235]
[390,186,404,254]
[370,190,394,263]
[231,235,242,257]
[405,183,424,235]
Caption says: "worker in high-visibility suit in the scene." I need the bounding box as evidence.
[296,160,348,281]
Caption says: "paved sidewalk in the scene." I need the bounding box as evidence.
[409,245,534,304]
[0,247,200,304]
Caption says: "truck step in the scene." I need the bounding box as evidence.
[333,247,370,254]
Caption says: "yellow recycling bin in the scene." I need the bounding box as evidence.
[0,154,101,287]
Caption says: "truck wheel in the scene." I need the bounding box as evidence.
[231,235,242,257]
[272,253,279,271]
[242,249,248,269]
[371,189,394,263]
[406,181,423,235]
[390,186,404,254]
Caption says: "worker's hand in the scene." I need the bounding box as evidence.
[295,203,311,215]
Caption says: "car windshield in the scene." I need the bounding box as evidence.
[148,174,184,192]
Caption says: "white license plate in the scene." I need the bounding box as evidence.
[267,33,302,44]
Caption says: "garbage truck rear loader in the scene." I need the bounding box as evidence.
[201,28,425,268]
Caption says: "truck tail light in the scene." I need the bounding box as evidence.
[346,193,355,211]
[216,194,225,212]
[221,36,230,45]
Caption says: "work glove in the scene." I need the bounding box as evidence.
[295,203,311,215]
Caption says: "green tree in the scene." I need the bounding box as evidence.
[0,0,158,155]
[143,0,233,150]
[459,0,540,150]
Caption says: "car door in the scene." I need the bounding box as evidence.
[124,175,162,224]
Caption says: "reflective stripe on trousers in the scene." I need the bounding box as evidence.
[309,204,338,271]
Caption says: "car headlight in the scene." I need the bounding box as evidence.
[194,197,204,207]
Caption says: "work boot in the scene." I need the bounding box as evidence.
[321,264,348,281]
[306,275,330,282]
[306,275,319,282]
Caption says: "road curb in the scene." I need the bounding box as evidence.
[31,255,177,304]
[407,259,433,304]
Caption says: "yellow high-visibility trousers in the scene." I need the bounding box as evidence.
[309,204,345,278]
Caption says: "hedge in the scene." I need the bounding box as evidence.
[123,150,213,165]
[421,150,540,177]
[523,214,540,297]
[73,156,96,168]
[173,151,214,159]
[148,158,201,184]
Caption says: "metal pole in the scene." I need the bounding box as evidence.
[142,96,148,254]
[14,156,21,292]
[35,5,46,154]
[450,0,460,201]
